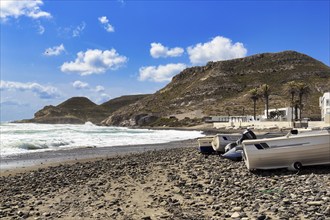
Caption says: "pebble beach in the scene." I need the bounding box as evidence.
[0,139,330,220]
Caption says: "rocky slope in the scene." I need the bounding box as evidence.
[102,51,330,126]
[17,95,149,124]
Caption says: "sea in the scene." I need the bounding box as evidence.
[0,122,204,157]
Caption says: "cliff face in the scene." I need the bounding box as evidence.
[102,51,330,126]
[18,95,149,124]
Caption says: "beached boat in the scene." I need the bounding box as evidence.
[242,129,330,170]
[211,129,257,152]
[211,133,242,152]
[222,144,243,161]
[197,136,215,155]
[219,129,258,160]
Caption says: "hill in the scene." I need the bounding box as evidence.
[17,95,149,124]
[102,51,330,126]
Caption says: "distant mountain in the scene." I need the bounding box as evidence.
[102,51,330,126]
[16,95,149,124]
[100,95,149,111]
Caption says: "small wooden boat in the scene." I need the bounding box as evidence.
[242,129,330,170]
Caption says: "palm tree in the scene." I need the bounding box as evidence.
[259,84,271,119]
[248,88,259,120]
[284,81,298,121]
[296,82,311,121]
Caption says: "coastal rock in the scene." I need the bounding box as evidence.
[137,115,159,126]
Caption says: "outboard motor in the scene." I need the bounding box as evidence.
[236,129,257,145]
[224,142,238,152]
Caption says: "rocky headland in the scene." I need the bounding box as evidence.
[15,95,149,125]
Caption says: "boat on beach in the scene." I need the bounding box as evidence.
[198,130,256,155]
[198,129,285,159]
[219,129,257,160]
[242,129,330,171]
[197,136,216,155]
[211,133,242,152]
[221,145,243,161]
[211,129,285,153]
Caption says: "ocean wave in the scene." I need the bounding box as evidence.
[0,123,204,156]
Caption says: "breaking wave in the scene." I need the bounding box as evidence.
[0,123,204,156]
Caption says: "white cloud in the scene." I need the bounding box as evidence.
[61,49,128,75]
[98,16,108,24]
[138,63,187,82]
[98,16,115,32]
[72,81,89,89]
[0,0,51,20]
[57,23,86,39]
[43,44,65,56]
[0,80,60,99]
[72,81,106,94]
[72,22,86,37]
[0,100,29,107]
[95,85,105,93]
[187,36,247,65]
[37,23,45,34]
[150,43,184,58]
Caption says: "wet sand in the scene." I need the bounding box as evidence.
[0,139,196,176]
[1,139,330,219]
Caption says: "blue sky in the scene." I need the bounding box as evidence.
[1,0,329,122]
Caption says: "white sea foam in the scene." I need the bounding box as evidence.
[0,123,204,156]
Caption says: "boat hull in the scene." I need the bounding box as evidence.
[242,130,330,170]
[211,131,285,153]
[197,136,215,154]
[211,134,240,152]
[222,146,243,161]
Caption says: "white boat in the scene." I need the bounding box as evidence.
[242,129,330,170]
[211,129,269,152]
[197,136,215,155]
[211,133,242,152]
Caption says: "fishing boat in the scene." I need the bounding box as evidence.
[197,136,215,155]
[211,129,258,152]
[211,133,242,152]
[242,129,330,170]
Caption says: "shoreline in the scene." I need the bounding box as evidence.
[0,139,197,176]
[0,124,287,175]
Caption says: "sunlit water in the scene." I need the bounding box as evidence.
[0,122,204,157]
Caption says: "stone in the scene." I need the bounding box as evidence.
[160,201,167,206]
[307,201,324,206]
[42,212,50,217]
[231,212,240,218]
[257,214,267,220]
[232,206,242,211]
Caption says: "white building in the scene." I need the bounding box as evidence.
[319,92,330,123]
[263,107,299,121]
